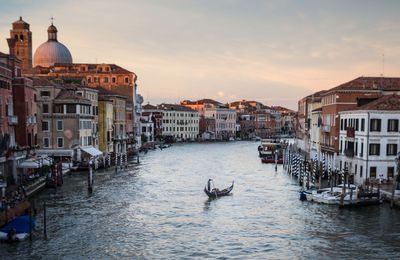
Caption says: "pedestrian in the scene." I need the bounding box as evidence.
[379,174,384,184]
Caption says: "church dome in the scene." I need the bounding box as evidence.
[33,23,73,67]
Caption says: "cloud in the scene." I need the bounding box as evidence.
[2,0,400,110]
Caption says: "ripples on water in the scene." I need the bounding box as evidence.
[1,142,400,259]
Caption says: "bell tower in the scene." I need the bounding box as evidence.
[7,16,32,74]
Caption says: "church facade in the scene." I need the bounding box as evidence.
[6,17,142,153]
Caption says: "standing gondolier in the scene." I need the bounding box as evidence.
[207,179,212,192]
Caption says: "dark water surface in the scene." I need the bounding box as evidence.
[1,142,400,259]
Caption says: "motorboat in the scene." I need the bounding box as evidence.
[258,139,283,163]
[304,184,358,205]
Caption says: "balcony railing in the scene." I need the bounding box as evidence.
[8,115,18,125]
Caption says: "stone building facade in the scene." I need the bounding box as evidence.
[338,94,400,185]
[159,104,199,141]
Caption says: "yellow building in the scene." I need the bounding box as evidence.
[98,97,114,154]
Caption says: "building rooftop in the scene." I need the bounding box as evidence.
[327,76,400,93]
[181,99,222,106]
[96,86,127,99]
[142,104,157,110]
[31,77,57,86]
[354,94,400,111]
[158,103,197,112]
[53,63,133,74]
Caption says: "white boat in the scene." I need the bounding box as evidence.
[0,231,28,242]
[305,184,358,205]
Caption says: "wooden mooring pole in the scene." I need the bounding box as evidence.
[43,200,47,239]
[29,205,33,241]
[88,159,94,193]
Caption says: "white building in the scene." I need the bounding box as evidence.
[159,104,199,141]
[310,108,322,160]
[203,104,237,140]
[134,93,144,149]
[338,94,400,185]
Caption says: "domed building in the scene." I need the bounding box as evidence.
[33,23,72,67]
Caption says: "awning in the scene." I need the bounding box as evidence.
[81,146,103,157]
[17,160,40,169]
[37,149,73,157]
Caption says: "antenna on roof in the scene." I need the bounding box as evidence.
[381,53,385,77]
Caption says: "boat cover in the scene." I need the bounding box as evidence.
[0,215,37,234]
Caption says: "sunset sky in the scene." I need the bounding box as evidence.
[1,0,400,109]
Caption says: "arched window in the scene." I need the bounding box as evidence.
[14,34,18,40]
[20,34,24,41]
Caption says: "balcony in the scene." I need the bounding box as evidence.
[344,149,354,157]
[8,115,18,125]
[322,125,331,132]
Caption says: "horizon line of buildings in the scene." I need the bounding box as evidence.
[0,17,296,196]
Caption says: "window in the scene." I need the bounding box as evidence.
[43,104,49,114]
[360,165,363,178]
[56,120,63,131]
[361,118,365,131]
[388,119,399,132]
[387,144,398,156]
[388,167,395,179]
[369,144,380,156]
[42,121,49,131]
[360,142,364,157]
[370,119,381,132]
[370,166,377,178]
[356,119,359,131]
[125,77,129,84]
[57,137,64,148]
[104,77,109,83]
[66,104,76,113]
[340,119,344,130]
[40,91,50,97]
[88,77,92,83]
[43,138,50,148]
[54,104,64,113]
[112,77,116,83]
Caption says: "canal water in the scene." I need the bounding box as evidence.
[1,142,400,259]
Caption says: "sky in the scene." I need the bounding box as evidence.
[1,0,400,109]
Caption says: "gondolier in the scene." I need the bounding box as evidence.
[207,179,212,192]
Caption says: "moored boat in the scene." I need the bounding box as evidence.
[303,184,360,205]
[258,139,283,163]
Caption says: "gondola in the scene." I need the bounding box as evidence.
[204,181,234,198]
